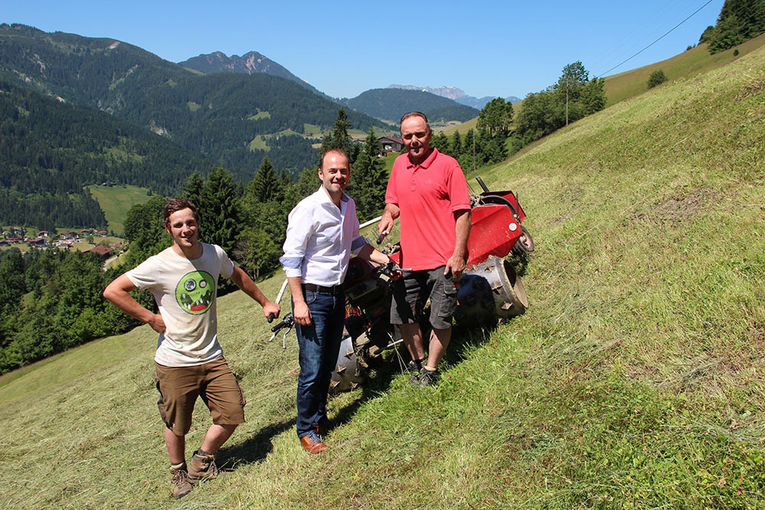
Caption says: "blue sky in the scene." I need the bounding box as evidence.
[4,0,724,99]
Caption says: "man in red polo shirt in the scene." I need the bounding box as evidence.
[378,111,471,387]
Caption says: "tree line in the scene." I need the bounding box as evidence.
[700,0,764,53]
[431,61,606,170]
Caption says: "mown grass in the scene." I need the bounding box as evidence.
[1,47,763,508]
[88,184,153,235]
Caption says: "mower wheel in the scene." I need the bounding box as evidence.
[513,226,535,255]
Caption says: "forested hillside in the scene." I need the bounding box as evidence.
[0,24,389,180]
[341,88,479,123]
[0,81,210,229]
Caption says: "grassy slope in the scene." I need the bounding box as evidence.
[87,184,152,235]
[605,33,765,106]
[445,35,765,137]
[0,48,763,508]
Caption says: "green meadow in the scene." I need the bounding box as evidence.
[87,184,153,235]
[1,45,763,508]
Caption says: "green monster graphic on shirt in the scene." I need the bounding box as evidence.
[175,271,215,315]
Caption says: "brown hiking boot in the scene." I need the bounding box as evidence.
[170,465,192,499]
[188,451,220,482]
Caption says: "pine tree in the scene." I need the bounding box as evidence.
[249,157,278,202]
[708,0,765,53]
[350,128,388,222]
[238,200,287,280]
[197,167,241,256]
[450,130,463,158]
[430,132,450,153]
[319,108,355,164]
[462,129,477,173]
[275,169,292,203]
[182,171,204,207]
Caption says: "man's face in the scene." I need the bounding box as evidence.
[401,116,432,162]
[318,152,350,196]
[166,207,199,250]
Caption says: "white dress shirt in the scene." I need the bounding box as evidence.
[280,186,367,286]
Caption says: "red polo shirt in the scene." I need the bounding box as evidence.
[385,148,470,270]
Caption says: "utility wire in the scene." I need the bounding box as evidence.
[598,0,717,77]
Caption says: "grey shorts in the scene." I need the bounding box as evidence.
[390,266,458,330]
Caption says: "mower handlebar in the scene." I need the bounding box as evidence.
[270,313,294,333]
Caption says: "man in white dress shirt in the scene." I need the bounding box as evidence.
[280,149,392,453]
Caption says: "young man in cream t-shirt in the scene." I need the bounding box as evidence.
[104,198,280,499]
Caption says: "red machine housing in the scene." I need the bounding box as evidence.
[388,190,527,269]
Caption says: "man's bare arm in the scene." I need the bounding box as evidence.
[444,209,471,281]
[356,243,391,266]
[230,265,281,319]
[103,274,166,333]
[377,203,400,242]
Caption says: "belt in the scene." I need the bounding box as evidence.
[302,283,344,295]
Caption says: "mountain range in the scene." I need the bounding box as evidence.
[388,84,521,109]
[340,88,479,124]
[179,51,323,96]
[0,23,387,181]
[0,22,500,228]
[180,52,492,121]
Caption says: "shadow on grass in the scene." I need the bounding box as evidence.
[445,322,498,367]
[217,291,522,471]
[330,356,401,427]
[217,361,402,470]
[217,419,295,469]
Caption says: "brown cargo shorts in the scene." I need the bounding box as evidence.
[155,357,245,436]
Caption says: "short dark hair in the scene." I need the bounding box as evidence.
[400,111,430,131]
[163,198,199,227]
[319,148,349,170]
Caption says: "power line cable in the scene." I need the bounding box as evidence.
[597,0,717,77]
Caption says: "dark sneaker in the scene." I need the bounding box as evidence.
[406,360,421,385]
[170,465,192,499]
[188,451,220,482]
[418,368,439,388]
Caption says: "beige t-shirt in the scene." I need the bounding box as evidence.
[126,243,234,367]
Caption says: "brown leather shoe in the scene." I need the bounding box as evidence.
[300,432,329,454]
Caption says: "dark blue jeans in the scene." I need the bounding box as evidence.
[294,288,345,438]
